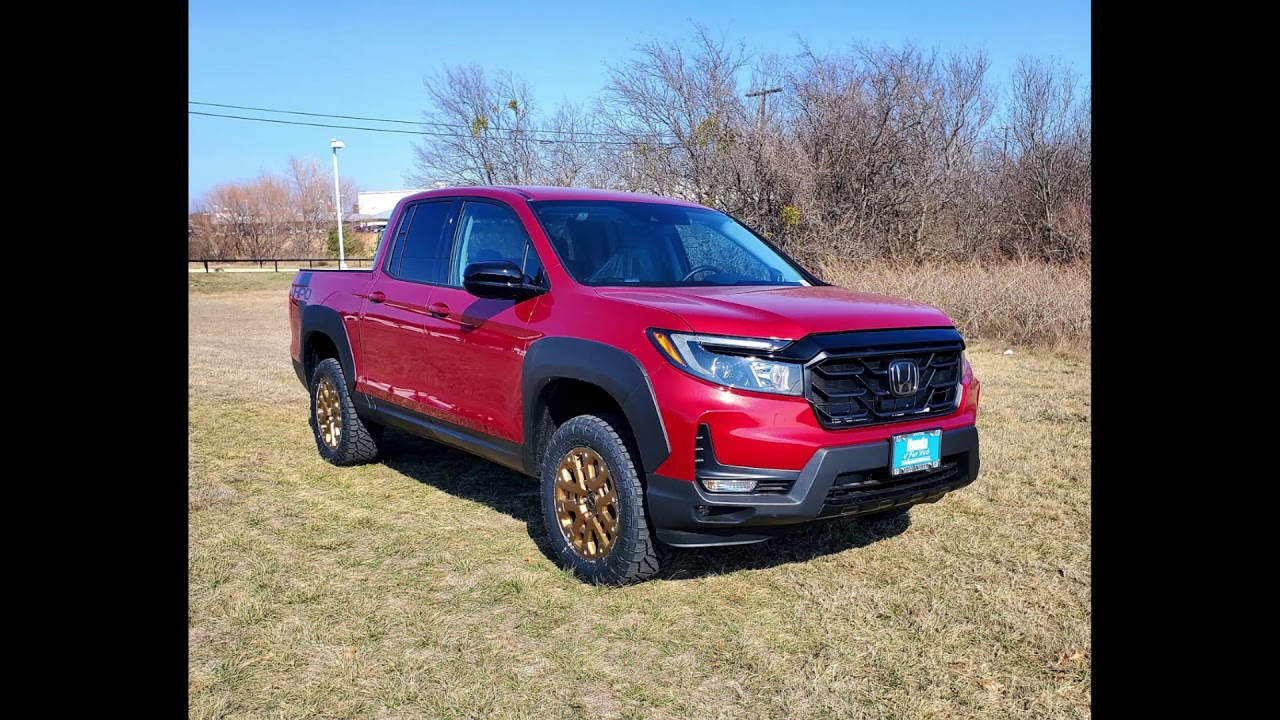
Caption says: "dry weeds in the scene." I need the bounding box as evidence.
[819,260,1091,351]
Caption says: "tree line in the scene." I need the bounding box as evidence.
[189,157,361,260]
[407,26,1090,265]
[190,26,1089,266]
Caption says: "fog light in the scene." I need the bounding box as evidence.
[701,479,758,493]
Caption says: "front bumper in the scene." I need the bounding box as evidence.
[646,425,979,546]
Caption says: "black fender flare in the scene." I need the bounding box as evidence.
[300,304,358,393]
[522,337,670,476]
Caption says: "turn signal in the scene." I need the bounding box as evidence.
[964,376,981,415]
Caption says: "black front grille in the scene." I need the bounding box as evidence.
[806,335,964,428]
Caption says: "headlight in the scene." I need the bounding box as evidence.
[647,329,803,396]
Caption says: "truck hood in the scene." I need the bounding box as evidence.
[593,284,953,339]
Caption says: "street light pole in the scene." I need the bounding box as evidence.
[330,138,347,270]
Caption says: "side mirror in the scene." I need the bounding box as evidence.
[462,260,542,300]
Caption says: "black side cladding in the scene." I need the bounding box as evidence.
[521,337,671,477]
[299,304,358,393]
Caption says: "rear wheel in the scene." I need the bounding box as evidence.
[540,414,663,585]
[309,358,382,465]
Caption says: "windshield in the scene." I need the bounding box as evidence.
[529,200,810,287]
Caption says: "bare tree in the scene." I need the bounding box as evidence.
[197,179,273,259]
[600,24,750,204]
[538,101,613,187]
[288,155,358,256]
[765,42,1002,263]
[588,30,1045,266]
[407,65,541,186]
[1059,84,1091,259]
[188,211,223,259]
[895,48,995,258]
[1004,56,1089,261]
[189,156,362,260]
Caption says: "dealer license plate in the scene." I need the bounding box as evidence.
[890,429,941,476]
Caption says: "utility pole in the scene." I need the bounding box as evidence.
[745,87,782,129]
[745,87,783,209]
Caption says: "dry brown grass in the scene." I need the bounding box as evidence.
[818,260,1091,351]
[189,272,1090,719]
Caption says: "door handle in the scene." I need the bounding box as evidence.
[428,302,450,318]
[369,291,386,303]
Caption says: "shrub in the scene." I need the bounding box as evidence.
[326,226,359,259]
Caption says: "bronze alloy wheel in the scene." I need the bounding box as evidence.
[315,375,344,450]
[554,447,619,560]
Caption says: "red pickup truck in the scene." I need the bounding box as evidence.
[289,186,981,584]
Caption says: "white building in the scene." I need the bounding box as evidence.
[350,185,452,233]
[354,190,427,216]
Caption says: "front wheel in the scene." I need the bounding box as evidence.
[540,414,664,585]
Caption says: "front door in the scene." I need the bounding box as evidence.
[357,198,459,415]
[420,199,547,443]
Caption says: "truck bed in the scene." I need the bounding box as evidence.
[290,268,372,307]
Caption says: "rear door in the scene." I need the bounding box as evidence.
[418,198,547,443]
[357,198,459,414]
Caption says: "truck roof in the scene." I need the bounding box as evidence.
[398,185,707,208]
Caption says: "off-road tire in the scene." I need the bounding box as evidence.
[540,413,665,585]
[309,358,382,465]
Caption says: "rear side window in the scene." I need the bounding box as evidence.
[385,200,456,283]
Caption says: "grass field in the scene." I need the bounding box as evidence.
[188,272,1091,719]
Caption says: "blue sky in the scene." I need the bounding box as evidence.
[188,0,1090,206]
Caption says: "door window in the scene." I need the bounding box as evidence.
[386,200,456,284]
[449,201,543,285]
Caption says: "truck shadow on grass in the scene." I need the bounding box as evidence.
[378,428,911,581]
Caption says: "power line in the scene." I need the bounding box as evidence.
[192,101,433,127]
[189,100,678,141]
[189,110,671,147]
[191,110,428,135]
[190,110,424,134]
